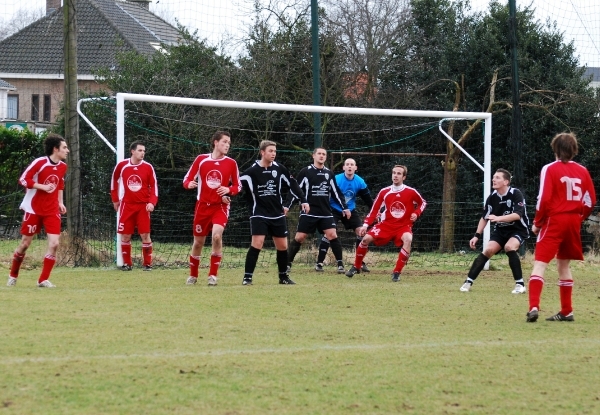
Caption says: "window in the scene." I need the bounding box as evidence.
[7,95,18,119]
[31,94,39,121]
[43,95,51,122]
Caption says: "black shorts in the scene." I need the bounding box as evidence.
[250,216,288,238]
[332,209,363,231]
[490,227,528,247]
[296,215,337,234]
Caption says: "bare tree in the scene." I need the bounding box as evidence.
[0,7,44,40]
[321,0,410,99]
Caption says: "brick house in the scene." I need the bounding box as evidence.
[0,78,17,120]
[0,0,180,125]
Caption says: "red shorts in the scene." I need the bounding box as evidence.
[367,223,412,247]
[118,202,151,235]
[21,212,62,235]
[193,202,230,237]
[535,214,584,263]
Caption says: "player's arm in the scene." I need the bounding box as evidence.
[357,187,374,209]
[532,165,554,231]
[148,164,158,207]
[183,157,200,189]
[57,189,67,214]
[330,176,350,217]
[284,168,306,209]
[287,174,310,214]
[581,169,596,220]
[20,159,53,192]
[410,189,427,221]
[469,217,489,250]
[224,161,242,197]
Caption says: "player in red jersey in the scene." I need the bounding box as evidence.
[7,134,68,288]
[345,165,426,282]
[111,141,158,271]
[183,131,241,286]
[526,133,596,323]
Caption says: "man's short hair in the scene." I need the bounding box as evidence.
[259,140,277,155]
[551,132,578,162]
[313,147,326,155]
[44,133,65,156]
[393,164,407,177]
[211,131,231,148]
[129,141,144,152]
[496,168,512,183]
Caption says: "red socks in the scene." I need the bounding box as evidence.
[354,243,368,268]
[209,253,222,277]
[394,248,410,273]
[121,241,132,266]
[528,275,545,310]
[10,252,25,278]
[559,279,574,315]
[142,243,153,267]
[38,254,56,283]
[189,255,200,278]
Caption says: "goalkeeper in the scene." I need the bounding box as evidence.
[314,158,373,272]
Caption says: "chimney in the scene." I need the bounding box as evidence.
[128,0,151,10]
[46,0,61,16]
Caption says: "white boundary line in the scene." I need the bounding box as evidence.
[2,338,598,365]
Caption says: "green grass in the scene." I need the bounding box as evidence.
[1,262,600,414]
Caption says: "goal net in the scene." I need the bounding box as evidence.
[76,93,492,269]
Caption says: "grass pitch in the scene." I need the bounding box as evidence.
[1,261,599,414]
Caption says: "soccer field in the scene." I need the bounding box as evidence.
[1,263,599,414]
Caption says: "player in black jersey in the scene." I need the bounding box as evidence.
[240,140,309,285]
[285,147,351,274]
[460,169,530,294]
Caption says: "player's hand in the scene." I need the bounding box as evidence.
[410,213,418,222]
[113,201,120,211]
[531,225,539,235]
[216,186,230,196]
[488,214,499,223]
[222,196,231,205]
[146,203,155,212]
[59,203,67,214]
[187,181,198,189]
[342,209,351,219]
[283,207,289,216]
[469,236,478,250]
[301,203,310,214]
[40,183,56,193]
[358,225,368,237]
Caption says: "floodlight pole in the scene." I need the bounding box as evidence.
[311,0,322,148]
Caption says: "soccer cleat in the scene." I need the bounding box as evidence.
[360,263,371,273]
[286,264,292,273]
[460,281,472,292]
[345,266,360,278]
[243,276,253,286]
[337,265,345,274]
[315,263,324,272]
[186,276,197,285]
[546,312,574,322]
[7,277,17,287]
[37,280,56,288]
[279,275,296,285]
[391,272,400,282]
[143,265,153,272]
[511,283,526,294]
[207,276,218,286]
[121,265,133,271]
[526,308,539,323]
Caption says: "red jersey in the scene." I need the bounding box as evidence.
[364,184,426,228]
[19,156,67,216]
[534,160,596,228]
[111,159,158,205]
[183,154,241,204]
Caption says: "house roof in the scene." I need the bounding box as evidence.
[0,79,16,90]
[0,0,181,76]
[583,67,600,82]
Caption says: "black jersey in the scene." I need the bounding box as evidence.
[240,160,306,219]
[287,164,348,217]
[482,187,530,235]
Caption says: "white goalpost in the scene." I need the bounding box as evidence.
[79,93,493,267]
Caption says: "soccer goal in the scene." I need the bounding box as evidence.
[78,93,492,267]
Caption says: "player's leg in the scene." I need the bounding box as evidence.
[138,208,153,270]
[315,236,330,271]
[323,225,345,273]
[208,224,225,284]
[118,204,136,270]
[505,235,526,293]
[8,233,34,286]
[37,233,60,287]
[346,234,374,278]
[460,240,502,291]
[244,231,266,285]
[526,260,549,322]
[188,205,211,284]
[393,230,413,277]
[288,215,313,270]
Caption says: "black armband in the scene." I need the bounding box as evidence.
[474,232,482,239]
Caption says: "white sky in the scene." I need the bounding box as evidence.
[0,0,598,66]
